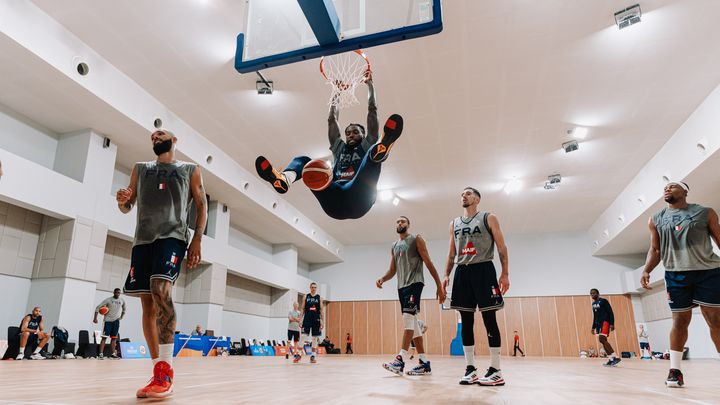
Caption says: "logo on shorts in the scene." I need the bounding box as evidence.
[461,241,477,256]
[129,267,136,284]
[667,292,673,304]
[409,294,415,304]
[675,225,682,231]
[491,286,500,297]
[166,253,178,269]
[158,183,167,190]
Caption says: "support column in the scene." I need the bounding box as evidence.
[28,215,108,337]
[181,263,227,335]
[206,201,230,244]
[53,129,117,196]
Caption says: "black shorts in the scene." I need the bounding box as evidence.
[640,342,650,350]
[450,261,504,312]
[288,330,300,342]
[302,318,322,337]
[398,282,424,315]
[124,238,187,296]
[665,268,720,312]
[103,320,120,338]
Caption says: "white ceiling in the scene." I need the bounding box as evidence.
[15,0,720,248]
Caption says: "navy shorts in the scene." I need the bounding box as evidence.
[450,261,504,312]
[123,238,187,296]
[288,330,300,342]
[665,268,720,312]
[302,318,322,337]
[640,342,650,350]
[398,282,424,315]
[103,320,120,339]
[594,320,611,337]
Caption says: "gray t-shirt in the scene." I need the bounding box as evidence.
[96,297,126,322]
[453,212,495,265]
[392,234,425,289]
[133,161,197,246]
[652,204,720,271]
[288,310,300,331]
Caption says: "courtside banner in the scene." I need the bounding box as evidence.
[120,341,151,359]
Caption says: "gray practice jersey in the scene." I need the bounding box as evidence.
[134,161,197,246]
[96,297,126,322]
[453,212,494,265]
[392,234,425,289]
[652,204,720,271]
[288,310,301,331]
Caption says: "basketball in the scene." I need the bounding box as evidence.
[302,159,332,191]
[98,306,109,316]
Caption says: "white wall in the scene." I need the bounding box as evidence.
[312,230,636,301]
[228,225,273,262]
[0,106,58,169]
[645,313,715,358]
[111,167,130,197]
[0,274,32,339]
[222,311,270,342]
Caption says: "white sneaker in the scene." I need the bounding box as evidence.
[459,366,478,385]
[15,353,24,360]
[477,367,505,386]
[29,353,45,360]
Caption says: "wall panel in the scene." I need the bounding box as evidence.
[324,295,636,356]
[353,301,368,354]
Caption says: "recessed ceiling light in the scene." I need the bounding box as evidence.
[392,197,400,206]
[615,4,641,30]
[562,140,579,153]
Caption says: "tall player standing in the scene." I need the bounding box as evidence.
[117,129,207,398]
[298,282,324,364]
[377,215,446,376]
[443,187,510,386]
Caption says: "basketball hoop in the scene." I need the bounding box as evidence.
[320,50,371,109]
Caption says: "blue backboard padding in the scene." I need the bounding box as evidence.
[298,0,341,46]
[235,0,442,74]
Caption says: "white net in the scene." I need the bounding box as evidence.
[320,51,370,109]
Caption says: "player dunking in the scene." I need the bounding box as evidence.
[641,181,720,387]
[117,129,207,398]
[255,74,404,219]
[377,216,445,376]
[298,282,323,364]
[443,187,510,386]
[590,289,620,367]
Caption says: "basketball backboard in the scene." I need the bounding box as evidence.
[234,0,442,73]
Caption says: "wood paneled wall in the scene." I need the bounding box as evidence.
[325,295,638,357]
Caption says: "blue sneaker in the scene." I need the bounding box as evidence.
[406,360,432,376]
[603,357,621,367]
[382,355,405,375]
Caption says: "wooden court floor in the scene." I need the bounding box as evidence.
[0,355,718,404]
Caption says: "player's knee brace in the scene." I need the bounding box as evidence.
[482,310,501,347]
[460,311,475,346]
[402,313,417,331]
[413,318,422,339]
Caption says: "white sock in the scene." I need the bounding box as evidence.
[399,349,408,361]
[33,347,41,354]
[18,346,25,355]
[283,170,297,183]
[419,353,428,363]
[609,353,616,360]
[152,358,159,366]
[490,347,501,370]
[670,350,683,370]
[159,344,174,367]
[463,346,475,367]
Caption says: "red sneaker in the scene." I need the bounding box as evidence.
[136,361,174,398]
